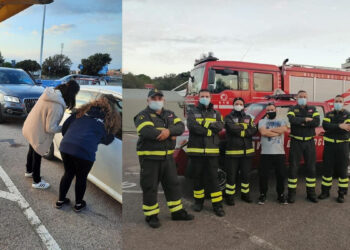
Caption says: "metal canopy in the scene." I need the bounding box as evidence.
[0,0,53,22]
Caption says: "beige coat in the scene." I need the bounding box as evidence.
[22,87,66,156]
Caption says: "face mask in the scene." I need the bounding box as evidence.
[199,97,210,106]
[267,111,276,119]
[234,105,244,112]
[149,101,164,111]
[334,103,343,111]
[297,98,307,106]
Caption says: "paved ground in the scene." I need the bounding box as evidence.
[0,120,122,250]
[123,132,350,250]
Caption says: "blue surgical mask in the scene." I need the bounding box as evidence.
[149,101,164,111]
[334,103,343,111]
[297,98,307,106]
[199,97,210,106]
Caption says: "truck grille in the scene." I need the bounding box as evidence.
[24,98,38,114]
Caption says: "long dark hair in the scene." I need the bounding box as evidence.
[55,80,80,110]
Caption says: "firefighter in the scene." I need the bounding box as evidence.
[224,97,257,204]
[187,89,225,217]
[134,89,194,228]
[319,95,350,203]
[287,90,320,203]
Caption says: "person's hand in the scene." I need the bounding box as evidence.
[305,117,313,122]
[339,123,350,131]
[157,129,170,141]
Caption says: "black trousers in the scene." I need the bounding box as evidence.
[140,158,182,216]
[225,157,252,196]
[59,152,94,204]
[259,154,286,196]
[26,145,42,183]
[322,142,349,193]
[288,139,316,193]
[190,156,222,205]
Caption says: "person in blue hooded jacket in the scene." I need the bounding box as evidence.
[55,94,121,212]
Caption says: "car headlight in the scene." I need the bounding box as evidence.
[4,96,20,103]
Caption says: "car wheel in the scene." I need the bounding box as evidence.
[43,142,55,160]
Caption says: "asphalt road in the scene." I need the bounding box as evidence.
[123,132,350,250]
[0,120,122,250]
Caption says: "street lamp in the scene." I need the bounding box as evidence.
[39,4,46,80]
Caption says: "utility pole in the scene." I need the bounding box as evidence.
[39,5,47,80]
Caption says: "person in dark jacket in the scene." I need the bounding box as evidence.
[319,95,350,203]
[187,89,225,217]
[55,94,122,212]
[134,89,194,228]
[224,97,257,204]
[287,90,320,203]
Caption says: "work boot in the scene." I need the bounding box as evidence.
[241,193,252,203]
[318,185,330,200]
[337,191,345,203]
[277,194,288,205]
[145,215,161,228]
[225,195,235,206]
[306,187,318,203]
[213,203,225,217]
[258,193,266,205]
[171,209,194,221]
[287,188,296,203]
[192,199,204,212]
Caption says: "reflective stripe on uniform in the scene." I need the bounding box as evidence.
[312,112,320,117]
[290,134,313,141]
[323,136,350,143]
[241,183,249,193]
[143,203,160,216]
[322,176,332,187]
[225,189,235,195]
[225,183,235,195]
[345,119,350,124]
[323,117,331,122]
[136,121,154,132]
[211,191,223,203]
[240,130,245,137]
[174,118,181,124]
[225,148,254,155]
[338,178,349,188]
[156,127,165,130]
[167,200,181,206]
[187,148,219,154]
[288,178,297,189]
[306,177,316,187]
[226,183,236,189]
[194,189,205,199]
[287,111,295,116]
[196,118,204,125]
[169,204,183,213]
[207,129,212,136]
[137,150,174,156]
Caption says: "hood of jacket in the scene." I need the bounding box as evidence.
[42,87,66,108]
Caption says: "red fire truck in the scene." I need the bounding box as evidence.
[175,54,350,180]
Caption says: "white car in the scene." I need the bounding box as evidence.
[44,86,122,203]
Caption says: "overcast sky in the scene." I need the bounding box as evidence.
[123,0,350,77]
[0,0,122,70]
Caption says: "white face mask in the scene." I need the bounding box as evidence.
[234,105,244,112]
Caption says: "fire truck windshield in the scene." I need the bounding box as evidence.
[189,66,205,94]
[244,103,266,118]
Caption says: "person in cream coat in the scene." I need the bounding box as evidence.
[22,80,80,189]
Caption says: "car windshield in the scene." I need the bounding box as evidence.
[245,103,266,118]
[188,66,205,94]
[0,69,35,85]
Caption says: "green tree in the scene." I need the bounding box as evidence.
[16,60,41,74]
[122,73,153,88]
[42,54,72,77]
[153,71,190,90]
[2,62,13,68]
[0,51,4,66]
[81,53,112,76]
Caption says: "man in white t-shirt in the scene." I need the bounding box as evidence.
[258,103,288,204]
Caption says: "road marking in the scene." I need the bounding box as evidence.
[0,166,61,250]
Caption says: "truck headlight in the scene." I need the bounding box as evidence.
[4,96,20,103]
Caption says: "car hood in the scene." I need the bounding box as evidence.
[0,84,44,99]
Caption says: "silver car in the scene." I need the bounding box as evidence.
[44,86,122,203]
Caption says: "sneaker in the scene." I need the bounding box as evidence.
[277,194,288,205]
[213,206,225,217]
[258,194,266,205]
[55,198,70,209]
[32,179,50,189]
[74,200,87,212]
[25,172,33,178]
[145,215,161,228]
[171,209,194,221]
